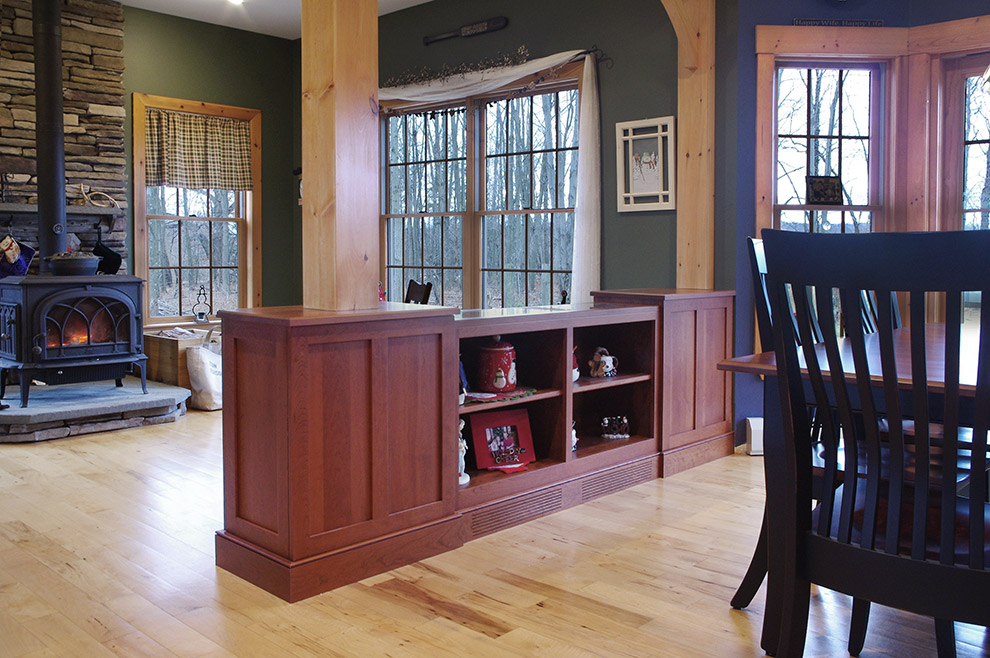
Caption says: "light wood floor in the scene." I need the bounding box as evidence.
[1,411,987,657]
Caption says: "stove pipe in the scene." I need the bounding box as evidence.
[33,0,67,271]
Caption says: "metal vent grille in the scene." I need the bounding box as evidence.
[580,460,655,502]
[469,488,563,538]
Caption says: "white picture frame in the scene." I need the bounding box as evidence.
[615,116,675,212]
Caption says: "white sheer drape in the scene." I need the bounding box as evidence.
[570,54,601,304]
[380,50,601,305]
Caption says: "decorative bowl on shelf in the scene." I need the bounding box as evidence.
[45,252,101,276]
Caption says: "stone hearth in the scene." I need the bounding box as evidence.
[0,376,190,442]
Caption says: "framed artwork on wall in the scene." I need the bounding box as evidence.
[468,408,535,472]
[616,116,676,212]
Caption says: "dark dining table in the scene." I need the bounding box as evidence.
[717,322,980,653]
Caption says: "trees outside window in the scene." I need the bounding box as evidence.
[962,71,990,232]
[382,80,579,309]
[774,64,881,234]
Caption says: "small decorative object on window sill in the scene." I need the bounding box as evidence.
[589,346,618,378]
[806,175,843,205]
[192,285,212,323]
[477,335,517,393]
[601,416,630,440]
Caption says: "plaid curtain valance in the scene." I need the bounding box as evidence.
[145,109,253,191]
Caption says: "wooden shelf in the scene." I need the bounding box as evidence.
[574,434,654,459]
[573,372,652,393]
[0,202,124,216]
[459,457,564,489]
[459,387,561,414]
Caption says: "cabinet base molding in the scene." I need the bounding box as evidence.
[217,456,662,601]
[463,456,659,540]
[215,514,466,603]
[659,432,735,477]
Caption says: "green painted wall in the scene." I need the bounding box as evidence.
[380,0,681,289]
[121,7,302,307]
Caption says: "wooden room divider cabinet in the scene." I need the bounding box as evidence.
[216,290,733,601]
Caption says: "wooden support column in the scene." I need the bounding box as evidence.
[661,0,716,290]
[300,0,379,310]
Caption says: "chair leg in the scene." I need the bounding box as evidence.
[935,619,956,658]
[848,598,871,656]
[731,510,768,609]
[774,574,810,658]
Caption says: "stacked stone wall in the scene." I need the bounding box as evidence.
[0,0,126,260]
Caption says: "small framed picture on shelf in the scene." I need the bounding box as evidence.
[469,409,536,472]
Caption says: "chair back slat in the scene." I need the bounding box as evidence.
[845,286,888,552]
[790,284,839,534]
[748,237,774,349]
[907,290,932,560]
[942,291,963,564]
[875,288,906,555]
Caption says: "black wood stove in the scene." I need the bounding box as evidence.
[0,275,147,407]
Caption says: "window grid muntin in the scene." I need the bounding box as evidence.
[963,73,990,230]
[773,63,882,234]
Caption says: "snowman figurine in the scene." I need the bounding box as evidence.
[458,419,470,485]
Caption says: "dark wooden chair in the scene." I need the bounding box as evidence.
[735,237,869,654]
[761,229,990,658]
[403,279,433,304]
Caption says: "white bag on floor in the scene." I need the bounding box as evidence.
[186,327,222,410]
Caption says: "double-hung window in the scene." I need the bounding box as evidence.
[133,94,261,325]
[382,65,580,309]
[774,63,882,234]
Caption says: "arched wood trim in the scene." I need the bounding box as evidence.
[660,0,716,290]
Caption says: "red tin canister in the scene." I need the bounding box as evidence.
[477,335,517,393]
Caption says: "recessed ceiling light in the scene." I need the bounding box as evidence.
[228,0,243,5]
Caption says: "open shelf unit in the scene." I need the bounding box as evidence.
[455,305,659,512]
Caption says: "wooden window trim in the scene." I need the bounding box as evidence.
[133,93,262,327]
[755,14,990,238]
